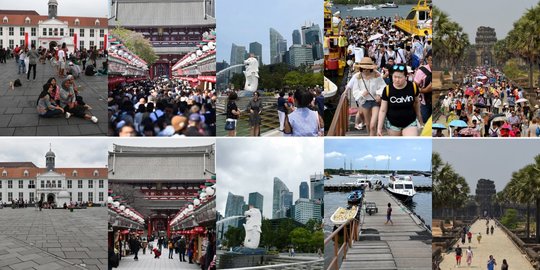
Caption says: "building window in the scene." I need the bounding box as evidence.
[99,41,104,50]
[0,193,2,201]
[20,27,25,36]
[89,41,94,48]
[90,29,94,37]
[72,170,78,177]
[60,28,64,36]
[31,27,36,36]
[0,28,2,35]
[8,40,13,48]
[9,27,14,36]
[31,40,36,47]
[79,29,84,37]
[93,170,99,177]
[95,19,100,26]
[3,16,8,23]
[23,170,29,177]
[2,170,6,177]
[29,193,34,202]
[99,180,104,188]
[8,192,12,202]
[58,180,62,188]
[8,180,12,189]
[54,28,58,36]
[18,192,23,200]
[88,192,93,202]
[100,29,104,37]
[49,28,52,36]
[75,19,80,26]
[28,180,35,189]
[19,40,24,46]
[88,180,93,188]
[99,192,104,202]
[69,28,74,37]
[79,40,84,49]
[67,180,72,188]
[43,28,47,36]
[77,192,83,202]
[78,180,83,189]
[18,180,23,189]
[40,180,44,188]
[69,192,72,201]
[25,17,30,24]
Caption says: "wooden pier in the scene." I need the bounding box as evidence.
[328,189,432,270]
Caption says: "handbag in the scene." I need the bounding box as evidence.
[224,118,236,131]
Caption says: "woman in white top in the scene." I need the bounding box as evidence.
[346,57,386,136]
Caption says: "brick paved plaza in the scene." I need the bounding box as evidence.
[0,59,107,136]
[0,207,107,270]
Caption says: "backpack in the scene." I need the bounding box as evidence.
[14,79,22,87]
[418,66,432,88]
[536,126,540,137]
[411,54,420,69]
[385,82,417,98]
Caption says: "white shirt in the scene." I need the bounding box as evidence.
[353,47,364,63]
[347,72,386,104]
[58,50,66,62]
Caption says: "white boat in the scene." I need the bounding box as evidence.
[352,0,378,10]
[379,2,399,8]
[386,174,416,201]
[330,205,359,225]
[344,176,378,188]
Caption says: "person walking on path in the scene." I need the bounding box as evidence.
[467,231,472,243]
[455,244,463,267]
[487,255,497,270]
[177,236,186,262]
[501,259,509,270]
[490,225,494,235]
[385,203,393,225]
[130,237,141,261]
[168,240,174,259]
[477,232,482,244]
[27,45,39,81]
[466,246,473,266]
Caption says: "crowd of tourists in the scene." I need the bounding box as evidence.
[108,78,216,136]
[435,67,540,137]
[338,16,432,136]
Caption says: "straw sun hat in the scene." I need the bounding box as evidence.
[354,57,377,70]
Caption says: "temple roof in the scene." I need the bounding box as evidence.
[109,0,215,27]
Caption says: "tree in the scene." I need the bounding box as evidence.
[289,227,311,252]
[500,209,519,230]
[110,26,158,65]
[310,230,324,253]
[224,226,244,248]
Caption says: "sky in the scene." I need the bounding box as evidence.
[433,139,540,194]
[216,138,324,219]
[216,0,323,64]
[435,0,539,43]
[2,0,109,18]
[324,139,432,171]
[0,138,215,168]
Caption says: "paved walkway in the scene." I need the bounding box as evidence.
[438,219,534,269]
[340,190,432,270]
[0,207,107,269]
[116,240,199,270]
[0,58,107,136]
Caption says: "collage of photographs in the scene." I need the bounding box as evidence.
[0,0,539,270]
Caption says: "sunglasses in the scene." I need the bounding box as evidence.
[392,65,405,71]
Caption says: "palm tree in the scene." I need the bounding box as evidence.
[506,168,532,239]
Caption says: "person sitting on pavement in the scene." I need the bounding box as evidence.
[59,79,98,123]
[36,83,64,118]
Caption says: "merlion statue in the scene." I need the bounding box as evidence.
[243,205,262,249]
[243,54,259,92]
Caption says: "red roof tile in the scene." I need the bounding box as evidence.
[0,11,107,28]
[0,167,107,179]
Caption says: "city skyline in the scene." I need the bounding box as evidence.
[216,0,323,64]
[216,138,323,218]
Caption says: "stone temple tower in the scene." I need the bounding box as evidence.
[45,145,56,171]
[48,0,58,19]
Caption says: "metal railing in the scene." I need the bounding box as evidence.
[228,258,324,270]
[324,217,360,270]
[327,88,350,136]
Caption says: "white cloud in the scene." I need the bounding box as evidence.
[325,151,345,159]
[358,154,374,161]
[375,155,391,161]
[395,156,401,161]
[412,158,417,162]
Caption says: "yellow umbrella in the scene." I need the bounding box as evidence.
[421,116,432,137]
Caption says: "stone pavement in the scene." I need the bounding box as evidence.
[0,207,107,270]
[438,219,534,269]
[0,58,107,136]
[116,240,199,270]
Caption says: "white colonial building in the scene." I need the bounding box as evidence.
[0,147,107,207]
[0,0,108,52]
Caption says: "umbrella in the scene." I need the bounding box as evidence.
[449,119,468,128]
[516,98,528,103]
[432,123,446,129]
[459,128,480,137]
[368,33,383,42]
[501,123,511,130]
[492,116,507,122]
